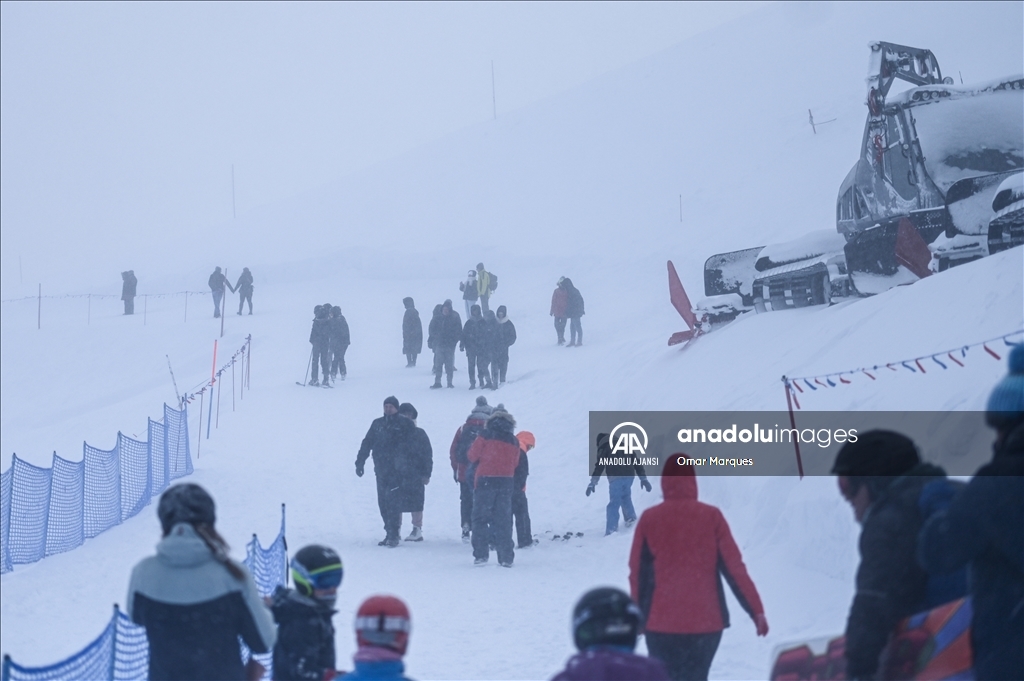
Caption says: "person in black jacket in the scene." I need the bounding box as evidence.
[329,306,350,381]
[514,431,535,548]
[393,403,433,542]
[588,433,652,535]
[563,277,585,347]
[209,266,231,318]
[492,305,517,386]
[121,270,137,315]
[832,430,966,681]
[234,267,254,315]
[308,305,331,387]
[270,545,343,681]
[127,484,276,681]
[460,305,488,389]
[477,310,499,390]
[402,297,422,367]
[429,300,462,389]
[918,345,1024,681]
[352,395,399,544]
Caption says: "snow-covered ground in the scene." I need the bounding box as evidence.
[2,2,1022,679]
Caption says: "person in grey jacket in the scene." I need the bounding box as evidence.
[126,483,276,681]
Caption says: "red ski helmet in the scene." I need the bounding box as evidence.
[355,595,411,655]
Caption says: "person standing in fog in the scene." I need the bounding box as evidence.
[562,277,585,346]
[355,396,402,547]
[329,306,350,382]
[308,305,331,387]
[208,266,231,319]
[550,277,568,345]
[460,305,487,390]
[121,270,137,315]
[429,300,461,389]
[492,305,517,386]
[394,403,432,542]
[402,297,422,368]
[459,269,478,321]
[234,267,254,315]
[475,263,494,313]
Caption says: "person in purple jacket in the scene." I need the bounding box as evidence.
[552,587,670,681]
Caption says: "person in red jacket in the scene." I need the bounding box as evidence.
[466,408,520,567]
[450,396,493,542]
[629,458,768,681]
[550,277,569,345]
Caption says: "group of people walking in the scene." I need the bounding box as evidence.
[307,304,351,387]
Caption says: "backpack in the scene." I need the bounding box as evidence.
[488,274,498,292]
[455,423,483,465]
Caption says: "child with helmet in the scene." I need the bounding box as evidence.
[345,595,415,681]
[269,544,344,681]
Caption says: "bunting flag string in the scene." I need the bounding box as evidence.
[181,336,251,406]
[783,329,1023,410]
[1,290,210,304]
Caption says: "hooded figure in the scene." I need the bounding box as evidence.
[121,270,137,315]
[329,306,350,381]
[562,277,585,346]
[918,345,1024,681]
[460,304,489,389]
[208,266,231,318]
[234,267,254,315]
[629,460,768,681]
[491,305,517,386]
[308,305,331,386]
[428,300,462,388]
[402,297,422,367]
[550,277,569,344]
[459,269,479,320]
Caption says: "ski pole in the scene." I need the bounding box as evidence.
[299,347,313,386]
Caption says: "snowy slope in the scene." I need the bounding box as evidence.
[2,2,1022,680]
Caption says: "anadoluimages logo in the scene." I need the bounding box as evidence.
[609,422,648,455]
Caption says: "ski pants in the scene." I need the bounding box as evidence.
[570,316,583,344]
[492,352,508,384]
[433,345,456,381]
[645,631,722,681]
[554,317,566,343]
[512,488,532,547]
[606,476,636,534]
[405,352,418,367]
[311,343,330,381]
[331,345,348,377]
[460,481,474,529]
[466,350,480,385]
[471,477,514,564]
[237,290,252,314]
[463,299,475,321]
[212,289,223,317]
[476,354,492,387]
[479,294,490,314]
[123,298,134,315]
[377,475,402,539]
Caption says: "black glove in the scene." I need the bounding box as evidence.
[586,483,596,497]
[641,479,652,492]
[356,461,364,477]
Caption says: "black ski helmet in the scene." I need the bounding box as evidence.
[158,483,215,535]
[572,587,642,651]
[291,544,343,597]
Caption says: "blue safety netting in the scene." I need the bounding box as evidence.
[1,506,287,681]
[1,404,191,574]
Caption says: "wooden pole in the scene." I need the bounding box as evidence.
[491,60,497,120]
[88,294,91,326]
[220,270,227,338]
[184,292,188,323]
[37,283,41,330]
[144,295,148,325]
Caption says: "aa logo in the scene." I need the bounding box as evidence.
[609,422,648,455]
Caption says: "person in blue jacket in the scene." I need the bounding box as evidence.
[344,595,415,681]
[917,344,1024,681]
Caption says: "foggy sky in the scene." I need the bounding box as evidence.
[0,1,765,292]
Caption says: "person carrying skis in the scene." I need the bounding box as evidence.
[208,266,231,318]
[121,270,137,315]
[345,595,415,681]
[467,408,520,566]
[629,459,768,681]
[329,306,350,381]
[513,430,534,548]
[393,403,432,542]
[550,277,569,345]
[587,432,652,535]
[308,305,331,387]
[429,299,461,389]
[127,484,276,681]
[918,344,1024,681]
[459,269,478,321]
[551,587,670,681]
[402,297,422,368]
[232,267,254,315]
[492,305,517,386]
[562,277,585,346]
[270,544,344,681]
[356,396,403,547]
[460,304,488,389]
[450,396,492,542]
[831,430,967,681]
